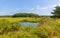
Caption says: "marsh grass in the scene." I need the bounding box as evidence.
[0,17,59,38]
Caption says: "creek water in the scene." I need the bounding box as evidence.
[20,22,38,27]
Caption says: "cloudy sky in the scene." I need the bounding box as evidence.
[0,0,60,15]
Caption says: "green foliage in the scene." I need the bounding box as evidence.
[10,22,21,31]
[30,28,49,38]
[23,25,33,32]
[37,17,59,38]
[0,17,60,38]
[51,6,60,18]
[38,17,56,26]
[12,13,40,17]
[0,19,21,34]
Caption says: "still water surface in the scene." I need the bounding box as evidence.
[20,22,38,27]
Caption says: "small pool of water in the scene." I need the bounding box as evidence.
[20,22,38,27]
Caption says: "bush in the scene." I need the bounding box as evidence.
[10,22,21,31]
[38,17,56,26]
[12,13,40,17]
[0,19,21,34]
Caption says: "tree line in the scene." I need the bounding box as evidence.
[0,13,40,17]
[12,13,40,17]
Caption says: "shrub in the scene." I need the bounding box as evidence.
[10,22,21,31]
[0,19,21,34]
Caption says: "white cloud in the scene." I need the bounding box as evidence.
[0,11,11,15]
[0,8,21,15]
[36,5,56,10]
[30,8,35,10]
[27,3,60,15]
[30,3,60,11]
[0,3,60,15]
[57,3,60,6]
[38,3,60,10]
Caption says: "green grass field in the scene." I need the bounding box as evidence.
[0,17,60,38]
[0,17,40,23]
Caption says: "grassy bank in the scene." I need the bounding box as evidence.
[0,17,60,38]
[0,17,40,23]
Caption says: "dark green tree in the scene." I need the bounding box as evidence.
[12,13,40,17]
[51,6,60,18]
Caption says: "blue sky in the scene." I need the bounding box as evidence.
[0,0,60,15]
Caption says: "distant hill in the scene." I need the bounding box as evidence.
[12,13,40,17]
